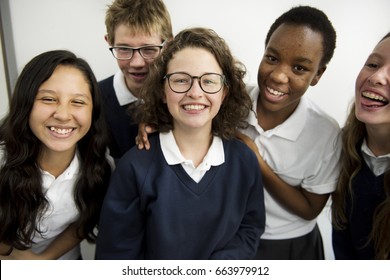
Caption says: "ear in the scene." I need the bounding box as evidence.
[162,90,167,104]
[104,34,110,44]
[310,66,327,86]
[221,87,228,102]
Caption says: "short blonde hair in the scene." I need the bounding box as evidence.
[105,0,173,45]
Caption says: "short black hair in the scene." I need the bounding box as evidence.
[265,6,337,68]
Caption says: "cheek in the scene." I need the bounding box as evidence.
[117,60,129,70]
[355,71,366,94]
[76,107,93,131]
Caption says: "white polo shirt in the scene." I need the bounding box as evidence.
[244,85,341,239]
[160,130,225,183]
[0,148,80,259]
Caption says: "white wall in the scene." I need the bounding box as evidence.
[2,0,390,260]
[5,0,390,127]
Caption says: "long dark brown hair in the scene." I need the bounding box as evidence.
[0,50,111,250]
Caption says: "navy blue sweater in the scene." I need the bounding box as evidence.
[96,135,265,259]
[332,156,385,259]
[99,76,139,160]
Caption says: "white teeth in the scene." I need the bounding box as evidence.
[50,127,73,135]
[267,87,285,96]
[183,104,205,110]
[362,91,388,103]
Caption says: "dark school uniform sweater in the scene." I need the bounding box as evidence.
[99,75,139,160]
[96,134,265,260]
[332,154,385,259]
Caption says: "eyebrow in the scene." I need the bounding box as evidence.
[267,47,315,64]
[37,89,91,100]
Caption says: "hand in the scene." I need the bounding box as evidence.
[135,123,156,150]
[0,248,45,260]
[235,131,260,155]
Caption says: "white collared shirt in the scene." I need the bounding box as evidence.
[0,148,81,259]
[361,139,390,176]
[113,71,138,106]
[160,131,225,183]
[244,85,341,239]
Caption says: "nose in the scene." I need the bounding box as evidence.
[128,49,147,67]
[53,104,71,121]
[270,65,289,84]
[368,67,389,86]
[186,78,204,98]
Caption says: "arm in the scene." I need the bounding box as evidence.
[236,132,329,220]
[95,156,145,260]
[0,223,81,260]
[210,148,265,260]
[0,243,13,259]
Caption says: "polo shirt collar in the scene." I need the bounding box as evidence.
[248,87,307,141]
[113,71,138,106]
[41,151,80,185]
[160,130,224,166]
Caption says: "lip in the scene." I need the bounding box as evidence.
[359,89,389,109]
[47,126,76,138]
[262,85,288,103]
[128,72,147,81]
[181,103,208,113]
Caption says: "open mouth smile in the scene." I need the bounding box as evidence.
[267,86,286,97]
[362,91,389,107]
[183,104,206,111]
[49,127,75,135]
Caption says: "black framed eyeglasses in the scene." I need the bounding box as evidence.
[163,72,226,94]
[109,41,165,60]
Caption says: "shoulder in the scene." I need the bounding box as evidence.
[304,97,340,132]
[98,75,115,92]
[99,75,114,86]
[116,134,160,168]
[245,84,259,101]
[223,138,258,165]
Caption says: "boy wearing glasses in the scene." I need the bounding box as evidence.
[100,0,173,160]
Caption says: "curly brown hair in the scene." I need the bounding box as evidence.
[132,27,252,139]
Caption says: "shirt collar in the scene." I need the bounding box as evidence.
[159,130,225,166]
[41,152,80,181]
[113,71,138,106]
[247,86,307,140]
[361,139,390,159]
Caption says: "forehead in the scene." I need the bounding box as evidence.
[373,37,390,59]
[167,47,221,72]
[114,23,162,45]
[266,24,324,62]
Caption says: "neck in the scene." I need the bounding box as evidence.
[366,125,390,156]
[38,148,76,178]
[172,127,213,167]
[257,99,298,131]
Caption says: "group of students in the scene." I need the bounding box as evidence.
[0,0,388,260]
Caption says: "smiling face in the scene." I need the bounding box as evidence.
[29,65,93,157]
[110,24,163,97]
[163,47,226,134]
[355,36,390,128]
[257,24,325,126]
